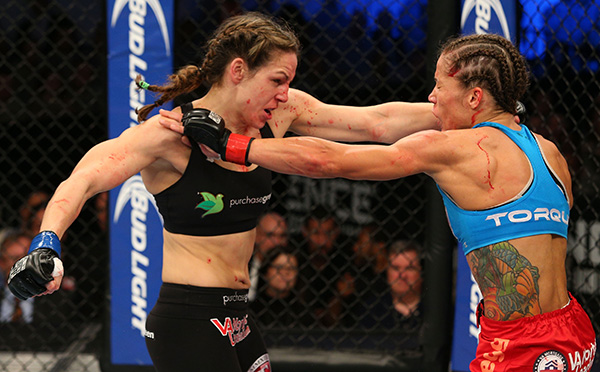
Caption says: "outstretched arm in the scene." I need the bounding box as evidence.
[157,90,439,144]
[40,121,166,238]
[247,130,443,181]
[8,119,172,298]
[281,89,439,143]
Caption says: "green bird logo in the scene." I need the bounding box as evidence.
[195,192,224,217]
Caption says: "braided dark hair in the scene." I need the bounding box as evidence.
[135,12,301,122]
[439,33,529,114]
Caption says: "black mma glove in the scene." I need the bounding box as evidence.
[182,108,255,166]
[8,231,64,301]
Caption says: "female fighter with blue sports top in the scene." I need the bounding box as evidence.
[172,33,597,371]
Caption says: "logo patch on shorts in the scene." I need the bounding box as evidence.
[248,354,270,372]
[533,350,568,372]
[210,315,251,346]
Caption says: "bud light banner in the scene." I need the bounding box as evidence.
[452,1,516,370]
[460,0,517,43]
[107,0,173,366]
[451,252,483,371]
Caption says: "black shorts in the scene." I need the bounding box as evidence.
[145,283,270,372]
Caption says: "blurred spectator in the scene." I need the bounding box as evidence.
[94,191,108,233]
[251,245,311,327]
[249,211,289,301]
[385,240,423,318]
[66,191,109,320]
[350,224,388,292]
[357,240,424,350]
[0,231,34,323]
[296,205,349,327]
[18,190,50,235]
[329,224,389,327]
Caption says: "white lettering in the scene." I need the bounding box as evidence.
[508,209,532,223]
[486,212,507,226]
[568,340,597,372]
[131,293,147,336]
[128,12,145,55]
[129,0,147,16]
[131,249,149,336]
[533,207,550,221]
[129,183,150,337]
[131,250,149,277]
[550,208,561,222]
[475,0,491,34]
[229,193,272,208]
[129,55,148,79]
[469,274,482,339]
[485,208,569,227]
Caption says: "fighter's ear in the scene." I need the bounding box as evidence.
[228,57,246,84]
[467,87,484,109]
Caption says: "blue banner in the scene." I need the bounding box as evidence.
[451,252,483,371]
[452,1,517,371]
[107,0,173,366]
[460,0,517,43]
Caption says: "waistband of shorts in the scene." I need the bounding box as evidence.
[479,292,581,329]
[157,282,250,309]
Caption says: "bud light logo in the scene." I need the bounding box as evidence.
[110,0,171,56]
[461,0,515,41]
[113,175,162,225]
[107,0,172,365]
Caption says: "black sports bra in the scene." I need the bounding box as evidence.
[153,103,273,236]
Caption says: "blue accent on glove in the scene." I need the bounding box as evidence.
[28,231,61,257]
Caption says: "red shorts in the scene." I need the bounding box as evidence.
[471,293,597,372]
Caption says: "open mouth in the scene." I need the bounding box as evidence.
[264,109,273,120]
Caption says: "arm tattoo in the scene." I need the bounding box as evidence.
[468,241,541,321]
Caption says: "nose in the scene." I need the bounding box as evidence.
[276,85,289,103]
[428,89,436,104]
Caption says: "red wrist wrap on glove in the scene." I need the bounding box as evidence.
[225,133,255,166]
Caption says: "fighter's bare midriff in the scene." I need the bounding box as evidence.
[161,229,255,289]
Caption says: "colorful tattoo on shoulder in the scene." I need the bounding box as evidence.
[468,241,541,321]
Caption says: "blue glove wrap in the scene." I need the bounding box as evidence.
[28,231,61,257]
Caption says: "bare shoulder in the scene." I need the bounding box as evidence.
[393,129,459,170]
[532,132,569,167]
[532,132,573,202]
[401,129,464,155]
[131,115,184,145]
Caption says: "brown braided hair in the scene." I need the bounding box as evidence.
[135,12,301,122]
[439,33,529,115]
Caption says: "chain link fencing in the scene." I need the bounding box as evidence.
[0,0,598,371]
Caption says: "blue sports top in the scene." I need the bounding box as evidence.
[153,103,273,236]
[438,122,570,255]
